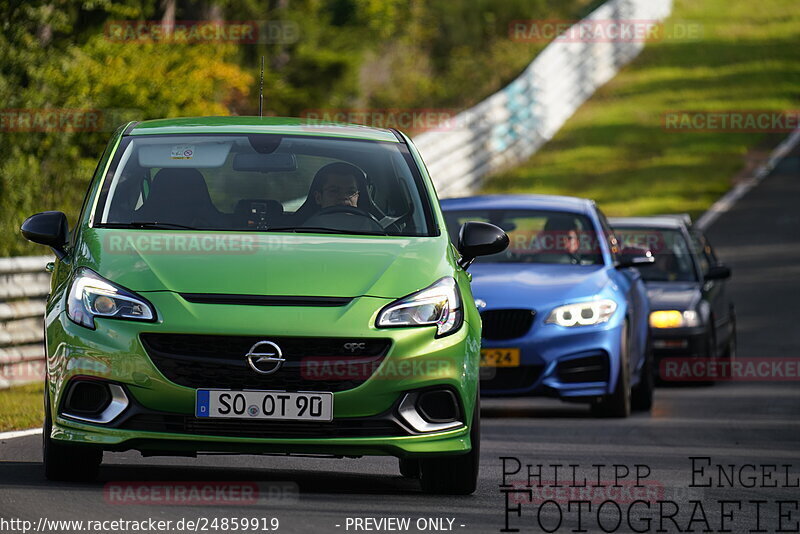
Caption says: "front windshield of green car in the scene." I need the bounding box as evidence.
[614,226,698,282]
[444,209,604,265]
[92,134,434,237]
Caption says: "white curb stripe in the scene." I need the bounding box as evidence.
[696,127,800,231]
[0,427,42,440]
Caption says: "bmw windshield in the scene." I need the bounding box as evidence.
[92,134,435,237]
[444,209,603,265]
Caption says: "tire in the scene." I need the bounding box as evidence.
[592,321,631,418]
[399,458,420,478]
[631,339,654,412]
[419,396,480,495]
[699,324,718,386]
[722,310,737,360]
[43,383,102,482]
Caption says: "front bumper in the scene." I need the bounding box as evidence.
[650,326,708,360]
[45,291,480,458]
[479,320,624,399]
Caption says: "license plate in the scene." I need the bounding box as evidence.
[196,390,333,421]
[480,348,521,367]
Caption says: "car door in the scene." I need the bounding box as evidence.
[597,210,648,374]
[691,230,732,350]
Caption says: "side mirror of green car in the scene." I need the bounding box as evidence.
[456,221,509,270]
[21,211,69,259]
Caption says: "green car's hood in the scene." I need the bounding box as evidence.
[77,229,453,299]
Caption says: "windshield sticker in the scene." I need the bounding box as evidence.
[170,144,195,160]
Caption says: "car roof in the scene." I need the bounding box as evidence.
[126,117,399,143]
[608,216,688,230]
[440,194,594,214]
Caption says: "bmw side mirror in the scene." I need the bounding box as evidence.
[457,221,509,269]
[705,264,731,281]
[616,248,655,269]
[21,211,69,259]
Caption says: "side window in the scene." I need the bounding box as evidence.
[703,235,719,264]
[596,209,620,261]
[691,232,716,275]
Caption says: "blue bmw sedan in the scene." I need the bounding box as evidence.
[442,195,654,417]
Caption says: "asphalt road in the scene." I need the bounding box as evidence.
[1,149,799,534]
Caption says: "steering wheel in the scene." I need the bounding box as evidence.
[303,205,385,233]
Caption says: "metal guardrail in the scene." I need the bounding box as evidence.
[413,0,673,198]
[0,256,52,389]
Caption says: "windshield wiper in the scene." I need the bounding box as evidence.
[268,226,388,236]
[101,221,200,230]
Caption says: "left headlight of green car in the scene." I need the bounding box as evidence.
[21,117,508,495]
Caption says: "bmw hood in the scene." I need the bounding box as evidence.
[468,263,610,310]
[76,229,453,299]
[645,282,702,311]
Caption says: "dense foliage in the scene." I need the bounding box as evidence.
[0,0,597,256]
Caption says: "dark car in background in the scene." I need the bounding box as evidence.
[610,216,736,368]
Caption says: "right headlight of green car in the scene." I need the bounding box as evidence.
[21,117,508,495]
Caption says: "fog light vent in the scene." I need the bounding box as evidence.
[65,381,111,414]
[61,380,129,424]
[417,390,459,423]
[397,389,464,433]
[556,354,608,384]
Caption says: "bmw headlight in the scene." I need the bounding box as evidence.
[67,268,156,329]
[545,299,617,327]
[376,277,463,337]
[649,310,700,329]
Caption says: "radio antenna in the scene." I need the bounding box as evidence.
[258,56,265,118]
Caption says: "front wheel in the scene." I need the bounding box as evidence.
[592,321,631,418]
[419,397,480,495]
[43,383,102,482]
[399,458,420,478]
[631,340,654,412]
[722,310,737,360]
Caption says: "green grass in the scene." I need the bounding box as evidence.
[481,0,800,217]
[0,382,43,432]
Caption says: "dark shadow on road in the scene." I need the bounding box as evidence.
[480,404,592,419]
[0,460,424,497]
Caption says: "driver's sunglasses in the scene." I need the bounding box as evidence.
[323,187,359,199]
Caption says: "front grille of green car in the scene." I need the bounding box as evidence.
[140,333,392,392]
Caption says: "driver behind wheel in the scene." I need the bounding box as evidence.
[315,164,360,209]
[294,162,374,224]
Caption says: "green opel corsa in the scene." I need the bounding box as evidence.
[21,117,508,494]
